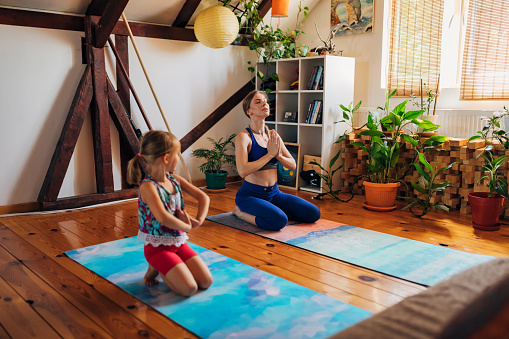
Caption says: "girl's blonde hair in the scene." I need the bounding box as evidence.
[242,90,270,134]
[127,130,180,185]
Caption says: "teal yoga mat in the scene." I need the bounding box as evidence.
[206,213,495,286]
[66,237,371,339]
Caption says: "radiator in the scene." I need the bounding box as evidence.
[352,108,497,139]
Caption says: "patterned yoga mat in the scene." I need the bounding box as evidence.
[206,213,495,286]
[65,237,371,339]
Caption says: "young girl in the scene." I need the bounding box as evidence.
[233,90,321,230]
[127,130,212,297]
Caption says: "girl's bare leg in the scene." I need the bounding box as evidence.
[162,263,198,297]
[233,205,257,225]
[144,264,159,286]
[185,256,213,290]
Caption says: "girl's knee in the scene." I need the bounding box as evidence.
[179,281,198,297]
[199,274,213,290]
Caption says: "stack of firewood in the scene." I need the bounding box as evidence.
[337,135,509,216]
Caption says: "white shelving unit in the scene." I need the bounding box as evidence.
[256,55,355,193]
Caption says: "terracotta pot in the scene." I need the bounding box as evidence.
[468,192,505,231]
[363,181,401,211]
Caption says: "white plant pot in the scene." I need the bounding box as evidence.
[417,114,439,134]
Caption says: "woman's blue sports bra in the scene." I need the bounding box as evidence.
[246,127,278,171]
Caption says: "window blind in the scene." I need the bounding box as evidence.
[387,0,444,97]
[460,0,509,100]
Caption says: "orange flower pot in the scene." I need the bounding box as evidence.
[363,181,401,211]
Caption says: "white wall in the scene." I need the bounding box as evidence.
[0,24,252,206]
[300,0,509,110]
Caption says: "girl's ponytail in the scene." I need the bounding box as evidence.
[127,154,142,185]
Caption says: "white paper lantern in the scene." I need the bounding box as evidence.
[194,5,239,49]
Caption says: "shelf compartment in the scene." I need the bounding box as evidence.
[277,59,300,91]
[277,124,298,144]
[277,92,299,122]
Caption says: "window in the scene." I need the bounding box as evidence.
[460,0,509,100]
[387,0,444,97]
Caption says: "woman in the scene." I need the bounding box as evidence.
[233,90,321,230]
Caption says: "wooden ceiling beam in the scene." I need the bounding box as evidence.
[0,7,84,31]
[258,0,273,19]
[0,7,198,41]
[172,0,201,28]
[94,0,130,47]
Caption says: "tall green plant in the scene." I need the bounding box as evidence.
[401,152,455,217]
[191,134,237,174]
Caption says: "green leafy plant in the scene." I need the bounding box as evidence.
[239,0,309,92]
[310,134,354,202]
[191,134,237,174]
[468,110,509,198]
[401,152,456,217]
[409,82,438,116]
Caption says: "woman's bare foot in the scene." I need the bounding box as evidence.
[233,205,242,218]
[144,265,160,286]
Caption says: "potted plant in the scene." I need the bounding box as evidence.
[191,134,237,190]
[467,111,509,230]
[409,79,439,134]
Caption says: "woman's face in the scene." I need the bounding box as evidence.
[247,93,269,118]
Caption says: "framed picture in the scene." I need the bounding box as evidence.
[283,111,297,123]
[277,143,301,190]
[331,0,374,37]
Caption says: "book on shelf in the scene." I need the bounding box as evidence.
[315,102,323,124]
[312,66,323,90]
[305,100,323,124]
[312,100,322,124]
[306,66,318,90]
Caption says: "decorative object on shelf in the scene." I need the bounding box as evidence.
[467,110,509,230]
[283,111,297,122]
[191,133,237,190]
[194,5,239,49]
[272,0,289,17]
[331,0,374,36]
[277,143,301,189]
[311,24,343,56]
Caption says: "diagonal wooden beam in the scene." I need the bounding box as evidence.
[107,79,140,156]
[94,0,130,47]
[172,0,201,28]
[258,0,273,19]
[38,66,93,202]
[180,80,255,153]
[86,0,108,16]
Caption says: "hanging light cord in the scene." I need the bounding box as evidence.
[120,12,193,184]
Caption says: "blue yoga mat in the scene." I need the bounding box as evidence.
[66,237,371,339]
[206,213,496,286]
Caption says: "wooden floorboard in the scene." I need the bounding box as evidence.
[0,181,508,338]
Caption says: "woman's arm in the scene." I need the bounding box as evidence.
[235,132,279,178]
[275,133,296,170]
[174,174,210,227]
[140,182,192,232]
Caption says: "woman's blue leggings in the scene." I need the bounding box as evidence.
[235,181,321,231]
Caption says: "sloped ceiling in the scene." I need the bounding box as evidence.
[0,0,319,28]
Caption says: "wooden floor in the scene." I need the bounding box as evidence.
[1,182,509,338]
